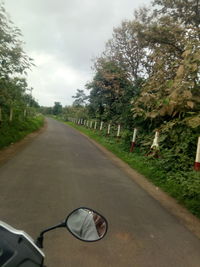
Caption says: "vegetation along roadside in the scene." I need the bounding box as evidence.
[56,118,200,219]
[0,115,44,149]
[0,4,43,150]
[42,0,200,220]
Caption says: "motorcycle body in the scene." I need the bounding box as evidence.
[0,207,108,267]
[0,221,44,267]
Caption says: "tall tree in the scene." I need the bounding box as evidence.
[52,102,62,115]
[87,58,135,125]
[153,0,200,29]
[0,3,35,122]
[0,4,33,78]
[133,8,200,122]
[104,19,147,82]
[72,89,87,107]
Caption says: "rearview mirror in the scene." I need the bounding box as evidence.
[65,207,108,242]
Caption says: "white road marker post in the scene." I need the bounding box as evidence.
[100,121,103,131]
[194,137,200,171]
[117,124,121,137]
[148,131,160,158]
[151,131,159,149]
[107,124,111,136]
[116,124,121,142]
[130,128,137,152]
[90,121,93,129]
[86,120,89,128]
[94,121,97,130]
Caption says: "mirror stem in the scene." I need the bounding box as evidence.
[35,222,65,248]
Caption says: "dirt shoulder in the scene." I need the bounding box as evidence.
[0,119,47,167]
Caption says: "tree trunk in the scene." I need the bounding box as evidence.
[9,107,13,122]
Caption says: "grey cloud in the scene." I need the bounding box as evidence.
[4,0,150,105]
[5,0,150,68]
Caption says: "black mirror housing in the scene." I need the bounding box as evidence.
[65,207,108,242]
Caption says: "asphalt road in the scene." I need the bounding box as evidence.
[1,118,200,267]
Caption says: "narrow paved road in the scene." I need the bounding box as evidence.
[1,118,200,267]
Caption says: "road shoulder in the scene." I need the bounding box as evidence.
[0,119,47,167]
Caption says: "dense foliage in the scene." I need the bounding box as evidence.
[85,0,200,166]
[0,3,41,148]
[40,1,200,217]
[59,0,200,215]
[0,116,44,149]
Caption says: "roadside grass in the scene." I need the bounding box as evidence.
[0,115,44,149]
[64,121,200,219]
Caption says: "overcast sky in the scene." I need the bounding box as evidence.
[4,0,150,107]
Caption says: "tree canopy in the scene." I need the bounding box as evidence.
[0,3,37,123]
[86,0,200,130]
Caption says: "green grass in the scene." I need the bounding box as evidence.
[0,115,44,149]
[64,121,200,219]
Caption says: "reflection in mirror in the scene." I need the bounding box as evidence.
[66,208,107,242]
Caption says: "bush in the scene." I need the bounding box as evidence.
[0,116,44,149]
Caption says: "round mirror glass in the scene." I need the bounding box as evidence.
[66,208,108,242]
